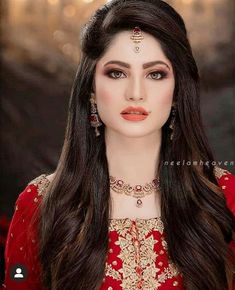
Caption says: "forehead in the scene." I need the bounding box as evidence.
[97,30,171,67]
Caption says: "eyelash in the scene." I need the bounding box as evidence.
[105,69,168,80]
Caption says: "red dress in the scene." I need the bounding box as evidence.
[2,166,235,290]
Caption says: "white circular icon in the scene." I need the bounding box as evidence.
[10,264,28,282]
[14,267,24,278]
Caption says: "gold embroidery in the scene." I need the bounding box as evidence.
[105,264,122,280]
[158,262,179,283]
[161,237,168,251]
[28,176,181,288]
[109,217,164,235]
[105,218,180,289]
[28,174,51,196]
[214,166,231,179]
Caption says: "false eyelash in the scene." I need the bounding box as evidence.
[149,70,168,80]
[105,69,168,80]
[105,69,125,79]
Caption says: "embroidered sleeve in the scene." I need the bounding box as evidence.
[214,166,235,279]
[3,174,50,290]
[214,166,235,215]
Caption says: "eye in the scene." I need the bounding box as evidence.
[106,70,126,79]
[105,69,167,80]
[148,70,167,80]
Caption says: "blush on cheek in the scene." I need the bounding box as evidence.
[164,94,174,107]
[156,95,174,111]
[161,85,174,105]
[97,88,116,105]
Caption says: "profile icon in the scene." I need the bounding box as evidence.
[10,264,28,282]
[14,267,24,278]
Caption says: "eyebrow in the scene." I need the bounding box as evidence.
[104,60,170,70]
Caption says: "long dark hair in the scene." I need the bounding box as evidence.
[39,1,235,289]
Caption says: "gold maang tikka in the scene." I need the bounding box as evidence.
[130,26,144,53]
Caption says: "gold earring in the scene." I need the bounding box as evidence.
[89,93,102,137]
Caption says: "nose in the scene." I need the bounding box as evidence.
[125,76,145,102]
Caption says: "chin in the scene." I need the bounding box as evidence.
[115,127,160,138]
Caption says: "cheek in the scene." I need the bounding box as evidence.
[94,73,120,126]
[163,78,175,100]
[97,88,114,105]
[95,74,118,105]
[96,89,119,122]
[151,80,174,108]
[149,81,175,126]
[94,83,120,125]
[162,88,174,108]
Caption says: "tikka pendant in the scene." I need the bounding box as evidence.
[130,27,144,54]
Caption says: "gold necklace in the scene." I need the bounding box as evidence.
[109,175,160,208]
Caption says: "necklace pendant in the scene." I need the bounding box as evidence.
[136,199,143,208]
[134,46,140,53]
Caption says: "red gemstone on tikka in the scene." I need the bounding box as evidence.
[133,27,141,34]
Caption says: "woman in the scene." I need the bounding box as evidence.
[3,0,235,289]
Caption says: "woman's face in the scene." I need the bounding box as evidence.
[93,30,175,138]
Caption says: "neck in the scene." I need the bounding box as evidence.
[105,128,161,184]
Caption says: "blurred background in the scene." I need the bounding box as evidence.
[0,0,235,284]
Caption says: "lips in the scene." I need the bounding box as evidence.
[121,114,148,121]
[121,106,149,115]
[120,106,149,122]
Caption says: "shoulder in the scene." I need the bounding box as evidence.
[214,166,235,215]
[16,173,54,208]
[5,172,55,259]
[4,173,54,290]
[27,172,54,196]
[8,172,55,233]
[10,173,55,225]
[213,166,233,180]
